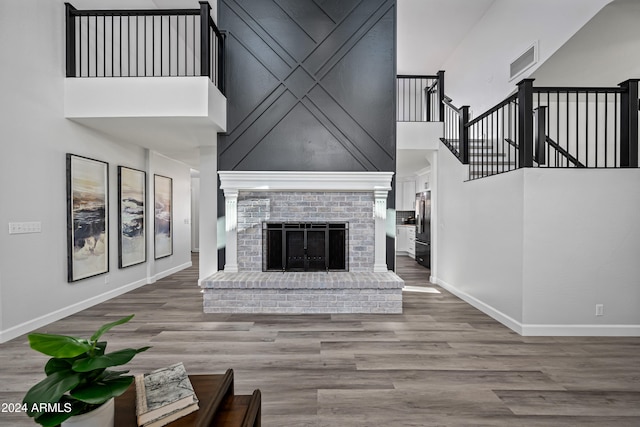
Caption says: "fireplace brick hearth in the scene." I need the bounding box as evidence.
[202,271,404,314]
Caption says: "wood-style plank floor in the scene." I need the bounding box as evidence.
[1,254,639,426]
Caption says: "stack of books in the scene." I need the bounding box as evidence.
[134,362,199,427]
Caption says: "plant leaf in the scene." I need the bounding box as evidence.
[44,358,73,376]
[70,376,134,404]
[23,370,84,416]
[90,315,134,342]
[100,369,130,380]
[28,334,91,358]
[71,347,150,372]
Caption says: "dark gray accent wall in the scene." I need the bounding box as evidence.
[218,0,396,172]
[218,0,397,269]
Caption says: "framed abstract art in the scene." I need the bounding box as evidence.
[66,154,109,282]
[118,166,146,268]
[154,174,173,259]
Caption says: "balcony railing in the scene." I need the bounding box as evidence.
[397,72,444,122]
[441,78,639,180]
[65,1,225,94]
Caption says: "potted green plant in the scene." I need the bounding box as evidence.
[22,314,149,427]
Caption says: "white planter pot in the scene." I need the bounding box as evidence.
[62,398,115,427]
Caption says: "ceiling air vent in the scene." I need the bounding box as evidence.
[510,42,538,81]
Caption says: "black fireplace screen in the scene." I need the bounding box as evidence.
[263,222,348,272]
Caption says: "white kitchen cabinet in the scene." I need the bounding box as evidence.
[416,171,430,192]
[407,227,416,258]
[397,180,416,211]
[396,225,416,256]
[396,226,408,252]
[402,180,416,210]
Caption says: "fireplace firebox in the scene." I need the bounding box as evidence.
[263,222,348,272]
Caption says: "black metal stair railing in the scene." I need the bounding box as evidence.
[530,85,630,168]
[440,77,639,180]
[65,1,225,94]
[465,94,519,179]
[440,96,468,164]
[397,71,444,122]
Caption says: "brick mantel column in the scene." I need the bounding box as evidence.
[223,189,239,272]
[373,189,389,272]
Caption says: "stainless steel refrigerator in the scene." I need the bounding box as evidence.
[415,191,431,268]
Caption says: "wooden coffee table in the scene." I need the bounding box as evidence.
[114,371,261,427]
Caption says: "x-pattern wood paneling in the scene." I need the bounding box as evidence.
[219,0,396,172]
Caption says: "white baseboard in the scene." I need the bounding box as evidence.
[0,261,192,344]
[521,324,640,336]
[153,261,192,282]
[435,277,523,335]
[434,276,640,337]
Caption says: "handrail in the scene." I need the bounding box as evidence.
[397,74,438,79]
[68,8,200,16]
[466,93,518,128]
[545,136,585,168]
[504,138,519,149]
[533,86,624,94]
[443,97,460,113]
[208,16,224,40]
[426,79,438,94]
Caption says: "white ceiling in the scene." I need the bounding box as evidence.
[396,0,495,74]
[396,149,431,178]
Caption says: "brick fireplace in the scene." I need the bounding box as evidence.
[200,171,404,314]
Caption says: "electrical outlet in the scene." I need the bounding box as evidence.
[104,275,109,284]
[595,304,604,316]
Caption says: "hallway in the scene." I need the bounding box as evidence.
[1,255,639,426]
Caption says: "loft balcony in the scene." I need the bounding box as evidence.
[396,74,444,150]
[63,2,225,164]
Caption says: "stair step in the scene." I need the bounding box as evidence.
[210,389,262,427]
[469,161,516,166]
[444,138,487,143]
[469,152,507,158]
[448,143,494,150]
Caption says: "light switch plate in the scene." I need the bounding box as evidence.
[8,222,42,234]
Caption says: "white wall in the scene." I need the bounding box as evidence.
[442,0,612,113]
[436,142,640,335]
[397,122,443,150]
[149,152,192,278]
[437,144,525,327]
[191,175,200,252]
[531,0,640,87]
[522,168,640,335]
[0,0,192,342]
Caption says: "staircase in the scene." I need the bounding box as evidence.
[442,139,518,179]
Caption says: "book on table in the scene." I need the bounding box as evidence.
[135,362,199,426]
